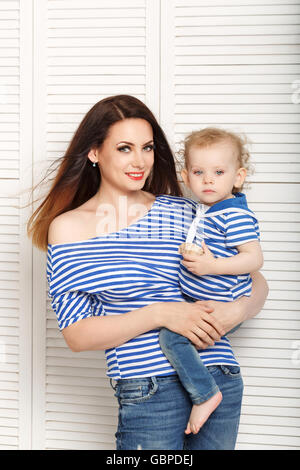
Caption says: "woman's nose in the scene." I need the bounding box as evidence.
[132,150,145,168]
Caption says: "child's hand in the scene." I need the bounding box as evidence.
[182,242,216,276]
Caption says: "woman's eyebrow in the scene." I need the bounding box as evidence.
[117,140,154,146]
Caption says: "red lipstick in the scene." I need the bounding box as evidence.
[126,172,145,181]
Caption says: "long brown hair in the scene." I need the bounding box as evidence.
[27,95,182,251]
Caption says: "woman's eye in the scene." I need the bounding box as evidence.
[118,145,130,153]
[143,144,154,152]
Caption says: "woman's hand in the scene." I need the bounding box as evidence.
[195,299,243,335]
[159,301,226,349]
[195,272,269,334]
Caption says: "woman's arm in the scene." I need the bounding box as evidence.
[241,271,269,320]
[63,272,267,353]
[199,271,269,334]
[62,300,226,353]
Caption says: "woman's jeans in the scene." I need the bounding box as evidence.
[111,365,243,450]
[159,328,220,404]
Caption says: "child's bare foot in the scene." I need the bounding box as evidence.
[185,391,223,435]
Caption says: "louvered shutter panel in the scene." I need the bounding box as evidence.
[0,0,33,449]
[31,0,160,450]
[161,0,300,450]
[2,0,299,450]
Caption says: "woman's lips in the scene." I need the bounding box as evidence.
[126,172,145,180]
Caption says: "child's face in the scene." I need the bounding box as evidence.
[181,140,246,206]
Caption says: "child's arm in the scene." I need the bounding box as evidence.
[181,240,264,276]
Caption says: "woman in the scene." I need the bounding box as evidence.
[27,95,268,450]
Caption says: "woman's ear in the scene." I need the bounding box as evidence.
[87,148,99,165]
[235,167,247,189]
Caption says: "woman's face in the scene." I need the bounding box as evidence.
[90,118,155,194]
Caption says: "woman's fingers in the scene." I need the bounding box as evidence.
[192,325,215,346]
[194,303,226,337]
[198,317,222,341]
[187,332,210,350]
[165,301,225,347]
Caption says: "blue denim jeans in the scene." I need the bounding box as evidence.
[159,328,219,404]
[111,365,243,450]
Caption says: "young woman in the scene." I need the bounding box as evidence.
[27,95,268,450]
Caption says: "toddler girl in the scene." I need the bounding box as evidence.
[159,128,264,435]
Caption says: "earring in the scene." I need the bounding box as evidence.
[92,162,97,167]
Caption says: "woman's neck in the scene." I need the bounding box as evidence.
[88,186,155,234]
[94,187,153,209]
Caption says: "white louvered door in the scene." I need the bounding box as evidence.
[0,1,20,449]
[0,0,33,449]
[161,0,300,450]
[1,0,299,450]
[32,0,160,450]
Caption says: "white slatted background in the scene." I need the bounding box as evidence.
[0,0,20,449]
[0,185,19,452]
[35,0,159,450]
[161,0,300,450]
[1,0,299,450]
[0,0,33,450]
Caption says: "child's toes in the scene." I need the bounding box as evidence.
[191,423,200,434]
[185,422,192,435]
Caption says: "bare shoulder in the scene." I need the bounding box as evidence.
[48,210,84,245]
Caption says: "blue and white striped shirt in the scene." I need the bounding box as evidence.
[179,193,260,302]
[47,195,239,379]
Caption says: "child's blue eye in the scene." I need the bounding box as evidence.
[216,170,224,175]
[194,170,203,175]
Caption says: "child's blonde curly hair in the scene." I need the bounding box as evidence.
[178,127,253,194]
